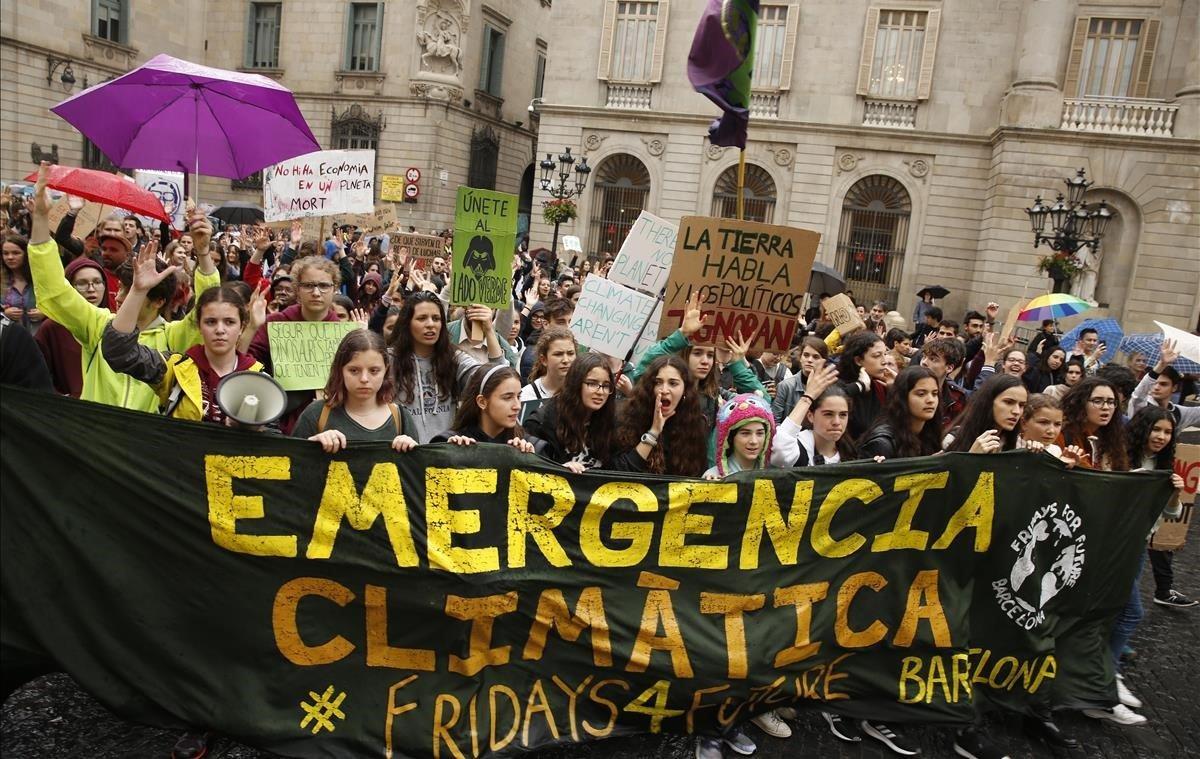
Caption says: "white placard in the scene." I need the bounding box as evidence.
[569,276,659,358]
[561,235,582,253]
[134,169,186,230]
[1156,321,1200,364]
[630,300,664,365]
[263,149,375,222]
[609,211,677,295]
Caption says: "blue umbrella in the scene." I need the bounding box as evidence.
[1058,318,1123,364]
[1119,333,1200,375]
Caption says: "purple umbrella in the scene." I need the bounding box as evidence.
[51,54,318,182]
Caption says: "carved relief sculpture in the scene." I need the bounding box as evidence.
[411,0,469,101]
[418,11,463,74]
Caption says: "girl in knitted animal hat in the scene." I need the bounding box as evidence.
[703,393,776,479]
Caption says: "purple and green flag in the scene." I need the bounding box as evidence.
[688,0,759,148]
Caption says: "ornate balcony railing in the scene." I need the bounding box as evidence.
[605,83,652,111]
[750,92,780,119]
[1061,97,1177,137]
[863,99,917,129]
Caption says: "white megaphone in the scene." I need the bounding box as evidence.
[215,371,289,428]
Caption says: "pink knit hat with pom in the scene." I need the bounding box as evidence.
[714,393,776,476]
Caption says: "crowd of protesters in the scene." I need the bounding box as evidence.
[2,162,1197,759]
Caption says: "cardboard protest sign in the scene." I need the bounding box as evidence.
[134,169,186,230]
[263,149,375,222]
[267,321,356,391]
[394,233,444,267]
[1151,442,1200,551]
[657,217,819,351]
[333,204,398,232]
[569,276,658,358]
[451,186,517,308]
[379,174,405,202]
[999,302,1023,346]
[609,211,677,296]
[264,216,326,242]
[824,293,865,336]
[47,197,114,238]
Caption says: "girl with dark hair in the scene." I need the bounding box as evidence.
[857,366,941,459]
[1044,357,1085,400]
[388,291,504,443]
[519,327,576,403]
[944,374,1028,453]
[839,332,897,439]
[615,354,709,476]
[885,327,914,370]
[1082,406,1185,727]
[103,254,268,425]
[293,329,418,452]
[2,234,40,332]
[630,292,765,465]
[1023,347,1066,394]
[430,365,537,453]
[771,364,857,466]
[1057,376,1129,471]
[524,353,618,472]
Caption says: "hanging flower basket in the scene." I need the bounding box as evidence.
[542,198,577,225]
[1037,252,1084,282]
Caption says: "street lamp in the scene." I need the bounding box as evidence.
[539,146,590,276]
[1025,168,1109,292]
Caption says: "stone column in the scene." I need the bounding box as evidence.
[1000,0,1079,128]
[1172,2,1200,139]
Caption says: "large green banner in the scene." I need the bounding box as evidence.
[0,389,1169,758]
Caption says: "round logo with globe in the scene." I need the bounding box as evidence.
[992,502,1087,630]
[146,179,181,220]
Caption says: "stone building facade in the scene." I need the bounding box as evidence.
[1,0,551,235]
[530,0,1200,333]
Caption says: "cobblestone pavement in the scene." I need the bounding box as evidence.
[4,547,1198,758]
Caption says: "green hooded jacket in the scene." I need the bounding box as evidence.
[28,240,220,412]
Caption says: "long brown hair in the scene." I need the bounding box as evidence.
[389,292,458,404]
[617,354,708,476]
[323,329,394,407]
[1,234,30,290]
[1060,376,1129,471]
[555,353,616,460]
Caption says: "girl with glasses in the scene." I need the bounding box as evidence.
[1056,376,1129,471]
[524,353,617,472]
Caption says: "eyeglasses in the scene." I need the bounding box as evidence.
[1087,398,1118,408]
[73,280,104,291]
[297,282,334,293]
[583,380,614,394]
[1005,357,1026,364]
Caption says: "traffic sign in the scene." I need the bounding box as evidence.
[405,167,421,183]
[404,182,420,200]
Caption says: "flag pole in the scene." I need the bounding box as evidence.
[736,149,746,221]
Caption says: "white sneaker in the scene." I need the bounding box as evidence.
[751,709,793,738]
[1082,704,1147,726]
[1116,675,1143,709]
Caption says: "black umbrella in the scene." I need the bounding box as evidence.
[808,262,846,295]
[211,202,265,226]
[916,284,950,299]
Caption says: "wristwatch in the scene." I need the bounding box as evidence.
[641,431,659,446]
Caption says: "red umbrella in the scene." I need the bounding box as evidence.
[23,164,169,223]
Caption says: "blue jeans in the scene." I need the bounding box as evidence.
[1109,551,1145,669]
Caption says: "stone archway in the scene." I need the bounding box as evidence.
[1087,189,1141,319]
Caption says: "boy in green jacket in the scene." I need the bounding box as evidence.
[27,161,220,412]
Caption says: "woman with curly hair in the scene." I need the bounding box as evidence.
[943,374,1028,453]
[1056,376,1129,472]
[614,354,708,476]
[524,353,617,472]
[388,291,504,443]
[856,366,941,459]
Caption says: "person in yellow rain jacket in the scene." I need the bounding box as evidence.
[25,161,219,412]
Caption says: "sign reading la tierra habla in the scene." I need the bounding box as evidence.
[0,389,1171,759]
[657,217,819,351]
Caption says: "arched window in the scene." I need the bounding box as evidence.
[586,153,651,260]
[834,175,912,306]
[331,104,382,151]
[467,126,500,190]
[710,163,777,223]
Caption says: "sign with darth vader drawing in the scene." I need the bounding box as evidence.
[451,186,517,308]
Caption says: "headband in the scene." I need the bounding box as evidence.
[479,364,507,391]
